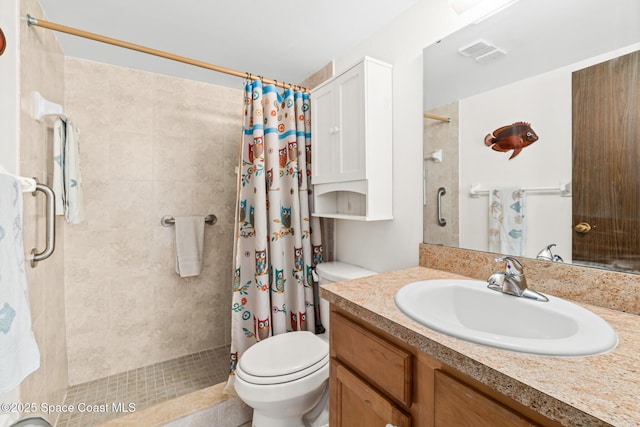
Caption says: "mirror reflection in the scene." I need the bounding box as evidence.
[423,0,640,273]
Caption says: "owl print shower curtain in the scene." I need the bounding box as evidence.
[225,80,323,392]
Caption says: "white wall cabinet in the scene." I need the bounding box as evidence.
[311,57,393,221]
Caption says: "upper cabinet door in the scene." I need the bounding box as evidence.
[312,83,338,182]
[312,61,366,184]
[335,64,366,182]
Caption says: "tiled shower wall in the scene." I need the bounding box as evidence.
[64,58,243,385]
[423,101,459,247]
[18,0,69,409]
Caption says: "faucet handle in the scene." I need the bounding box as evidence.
[495,256,524,275]
[536,244,557,261]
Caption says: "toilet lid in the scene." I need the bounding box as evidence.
[237,331,329,384]
[315,261,377,282]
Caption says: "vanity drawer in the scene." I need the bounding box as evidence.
[331,312,413,406]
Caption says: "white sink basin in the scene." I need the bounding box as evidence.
[394,279,618,356]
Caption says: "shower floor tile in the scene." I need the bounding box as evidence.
[56,346,231,426]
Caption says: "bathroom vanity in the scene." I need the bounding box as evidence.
[329,308,557,426]
[320,263,640,426]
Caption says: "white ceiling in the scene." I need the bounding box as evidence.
[34,0,418,89]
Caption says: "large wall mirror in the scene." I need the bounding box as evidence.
[423,0,640,273]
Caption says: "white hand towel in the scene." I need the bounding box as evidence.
[175,216,205,278]
[64,120,85,224]
[52,118,65,215]
[488,187,526,256]
[0,173,41,393]
[53,118,85,224]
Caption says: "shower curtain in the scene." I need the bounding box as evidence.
[225,80,323,392]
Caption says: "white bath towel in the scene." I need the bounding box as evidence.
[175,216,205,278]
[53,117,85,224]
[488,187,526,256]
[0,172,41,393]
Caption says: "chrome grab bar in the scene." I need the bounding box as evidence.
[30,183,56,267]
[437,186,446,227]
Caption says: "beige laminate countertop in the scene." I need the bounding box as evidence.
[319,266,640,427]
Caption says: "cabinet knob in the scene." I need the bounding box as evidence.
[385,424,398,427]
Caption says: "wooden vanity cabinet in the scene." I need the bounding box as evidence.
[330,308,560,427]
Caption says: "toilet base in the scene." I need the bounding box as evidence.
[249,384,329,427]
[251,411,305,427]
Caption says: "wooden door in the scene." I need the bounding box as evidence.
[329,360,411,427]
[572,50,640,272]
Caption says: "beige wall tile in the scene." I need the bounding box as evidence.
[65,58,242,384]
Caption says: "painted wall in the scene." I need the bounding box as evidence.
[331,0,487,272]
[63,57,243,385]
[459,69,572,260]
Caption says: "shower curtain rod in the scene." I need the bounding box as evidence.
[423,113,451,123]
[25,15,309,93]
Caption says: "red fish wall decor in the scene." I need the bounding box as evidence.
[484,122,538,159]
[0,27,6,56]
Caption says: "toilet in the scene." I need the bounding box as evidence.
[234,261,377,427]
[315,261,377,338]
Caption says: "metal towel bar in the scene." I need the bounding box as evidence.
[30,183,56,267]
[161,214,217,227]
[469,182,572,198]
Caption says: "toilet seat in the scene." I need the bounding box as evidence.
[237,354,329,385]
[237,331,329,385]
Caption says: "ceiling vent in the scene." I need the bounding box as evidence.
[475,48,507,62]
[458,40,495,57]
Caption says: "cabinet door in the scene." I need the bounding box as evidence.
[311,62,366,184]
[330,360,411,427]
[311,82,337,183]
[331,311,413,406]
[335,63,366,181]
[434,371,539,427]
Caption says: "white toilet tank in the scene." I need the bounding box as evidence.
[316,262,377,337]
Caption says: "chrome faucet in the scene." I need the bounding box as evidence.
[487,256,548,302]
[536,244,564,262]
